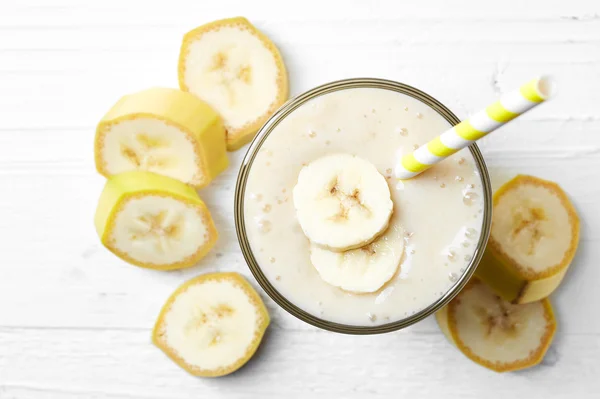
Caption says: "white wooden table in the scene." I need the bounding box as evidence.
[1,1,599,397]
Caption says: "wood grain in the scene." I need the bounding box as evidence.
[1,0,599,397]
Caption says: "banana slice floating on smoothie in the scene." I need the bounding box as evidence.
[475,175,580,303]
[436,279,556,372]
[293,154,393,252]
[94,171,218,270]
[178,17,289,151]
[95,88,228,188]
[152,272,270,377]
[310,224,404,293]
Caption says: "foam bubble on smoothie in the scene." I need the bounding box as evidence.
[465,228,478,239]
[256,218,272,234]
[463,191,479,206]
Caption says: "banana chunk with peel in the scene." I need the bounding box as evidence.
[436,279,556,372]
[310,224,404,293]
[95,88,228,188]
[152,272,270,377]
[94,171,217,270]
[293,154,393,252]
[179,17,288,151]
[475,175,579,303]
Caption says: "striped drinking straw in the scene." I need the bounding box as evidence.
[395,76,556,179]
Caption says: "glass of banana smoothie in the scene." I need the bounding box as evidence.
[235,79,492,334]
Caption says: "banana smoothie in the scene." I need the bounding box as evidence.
[243,87,485,326]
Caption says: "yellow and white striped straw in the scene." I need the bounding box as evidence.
[395,76,556,179]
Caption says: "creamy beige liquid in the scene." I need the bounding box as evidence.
[243,87,484,326]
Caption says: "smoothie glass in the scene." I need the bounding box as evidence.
[234,78,492,334]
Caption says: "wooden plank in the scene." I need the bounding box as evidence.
[1,0,599,23]
[0,327,599,398]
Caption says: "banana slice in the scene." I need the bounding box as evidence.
[293,154,393,252]
[152,272,270,377]
[310,224,404,293]
[95,88,228,188]
[94,171,217,270]
[475,175,580,303]
[178,17,289,151]
[436,278,556,372]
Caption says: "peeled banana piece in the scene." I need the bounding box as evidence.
[95,88,228,188]
[178,17,289,151]
[310,224,404,293]
[436,278,556,372]
[293,154,393,252]
[476,175,580,303]
[94,171,218,270]
[152,272,270,377]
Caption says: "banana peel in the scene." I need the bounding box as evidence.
[476,175,579,303]
[436,278,556,372]
[178,17,289,151]
[152,272,270,377]
[95,171,218,270]
[95,88,228,188]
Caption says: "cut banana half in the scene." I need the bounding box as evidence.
[475,175,580,303]
[152,272,270,377]
[436,278,556,373]
[178,17,289,151]
[95,88,228,188]
[293,154,393,252]
[94,171,217,270]
[310,224,404,293]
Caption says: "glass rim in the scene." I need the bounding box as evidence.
[234,78,493,335]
